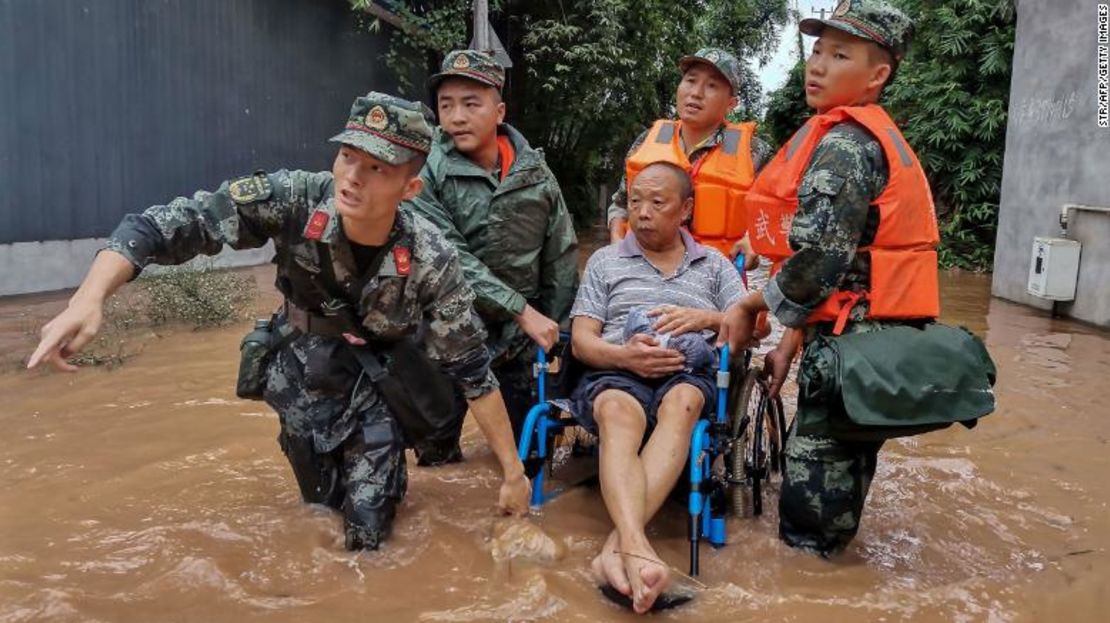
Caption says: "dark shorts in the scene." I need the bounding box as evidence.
[568,369,716,434]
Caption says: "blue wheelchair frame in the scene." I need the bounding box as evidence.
[516,342,743,577]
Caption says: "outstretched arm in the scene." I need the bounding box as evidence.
[27,169,315,372]
[537,177,579,326]
[418,243,529,514]
[406,186,558,350]
[27,250,134,372]
[466,390,530,514]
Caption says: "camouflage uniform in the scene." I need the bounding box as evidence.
[105,93,498,550]
[762,0,918,555]
[606,48,774,228]
[406,50,579,449]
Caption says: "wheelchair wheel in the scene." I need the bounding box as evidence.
[761,389,784,478]
[727,371,773,517]
[769,392,788,475]
[750,405,767,516]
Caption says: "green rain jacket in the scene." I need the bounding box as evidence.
[405,124,578,359]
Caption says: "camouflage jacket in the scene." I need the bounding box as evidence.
[762,121,890,332]
[404,124,578,359]
[607,122,775,226]
[106,169,498,400]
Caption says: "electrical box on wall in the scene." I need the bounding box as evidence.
[1027,237,1081,301]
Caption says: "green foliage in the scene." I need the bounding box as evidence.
[136,264,259,328]
[761,59,808,147]
[350,0,479,93]
[350,0,788,224]
[884,0,1016,270]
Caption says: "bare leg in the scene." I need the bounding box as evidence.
[592,385,704,613]
[638,383,705,524]
[590,389,647,599]
[619,383,704,612]
[595,383,706,540]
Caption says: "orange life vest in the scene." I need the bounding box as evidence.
[625,120,757,256]
[745,104,940,332]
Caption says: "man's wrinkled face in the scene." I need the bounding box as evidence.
[804,28,892,112]
[676,64,737,128]
[436,77,506,154]
[628,164,693,251]
[331,145,423,226]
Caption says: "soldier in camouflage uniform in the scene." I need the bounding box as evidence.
[404,50,579,455]
[720,0,925,555]
[608,47,774,265]
[28,92,530,550]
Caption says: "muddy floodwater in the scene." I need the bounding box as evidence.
[1,268,1108,622]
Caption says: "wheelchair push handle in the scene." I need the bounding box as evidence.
[534,331,572,363]
[533,331,571,404]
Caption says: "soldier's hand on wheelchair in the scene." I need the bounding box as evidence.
[621,334,686,378]
[516,304,559,351]
[719,304,758,351]
[498,470,532,516]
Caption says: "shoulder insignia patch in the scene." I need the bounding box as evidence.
[304,209,330,241]
[228,171,272,205]
[393,246,411,276]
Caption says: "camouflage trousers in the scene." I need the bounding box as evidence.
[264,336,407,550]
[778,421,883,556]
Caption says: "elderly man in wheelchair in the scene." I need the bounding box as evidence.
[553,161,762,613]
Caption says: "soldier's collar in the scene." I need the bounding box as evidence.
[308,199,411,250]
[377,211,415,277]
[678,122,728,155]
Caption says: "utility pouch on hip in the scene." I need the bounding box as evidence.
[236,318,281,400]
[347,339,460,449]
[796,323,997,441]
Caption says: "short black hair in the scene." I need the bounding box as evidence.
[867,42,898,91]
[639,161,693,201]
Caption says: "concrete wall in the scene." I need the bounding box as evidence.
[0,240,274,297]
[0,0,396,296]
[993,0,1110,327]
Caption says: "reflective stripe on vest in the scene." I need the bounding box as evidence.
[745,104,940,330]
[625,120,757,256]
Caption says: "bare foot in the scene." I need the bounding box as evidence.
[590,530,630,595]
[619,535,670,614]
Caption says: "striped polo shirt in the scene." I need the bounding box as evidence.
[571,229,746,344]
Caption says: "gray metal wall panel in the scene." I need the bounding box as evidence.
[0,0,395,244]
[992,0,1110,326]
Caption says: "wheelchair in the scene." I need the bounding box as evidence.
[516,337,790,576]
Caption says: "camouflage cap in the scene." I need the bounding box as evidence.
[329,92,433,165]
[677,48,742,94]
[800,0,914,60]
[428,49,505,92]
